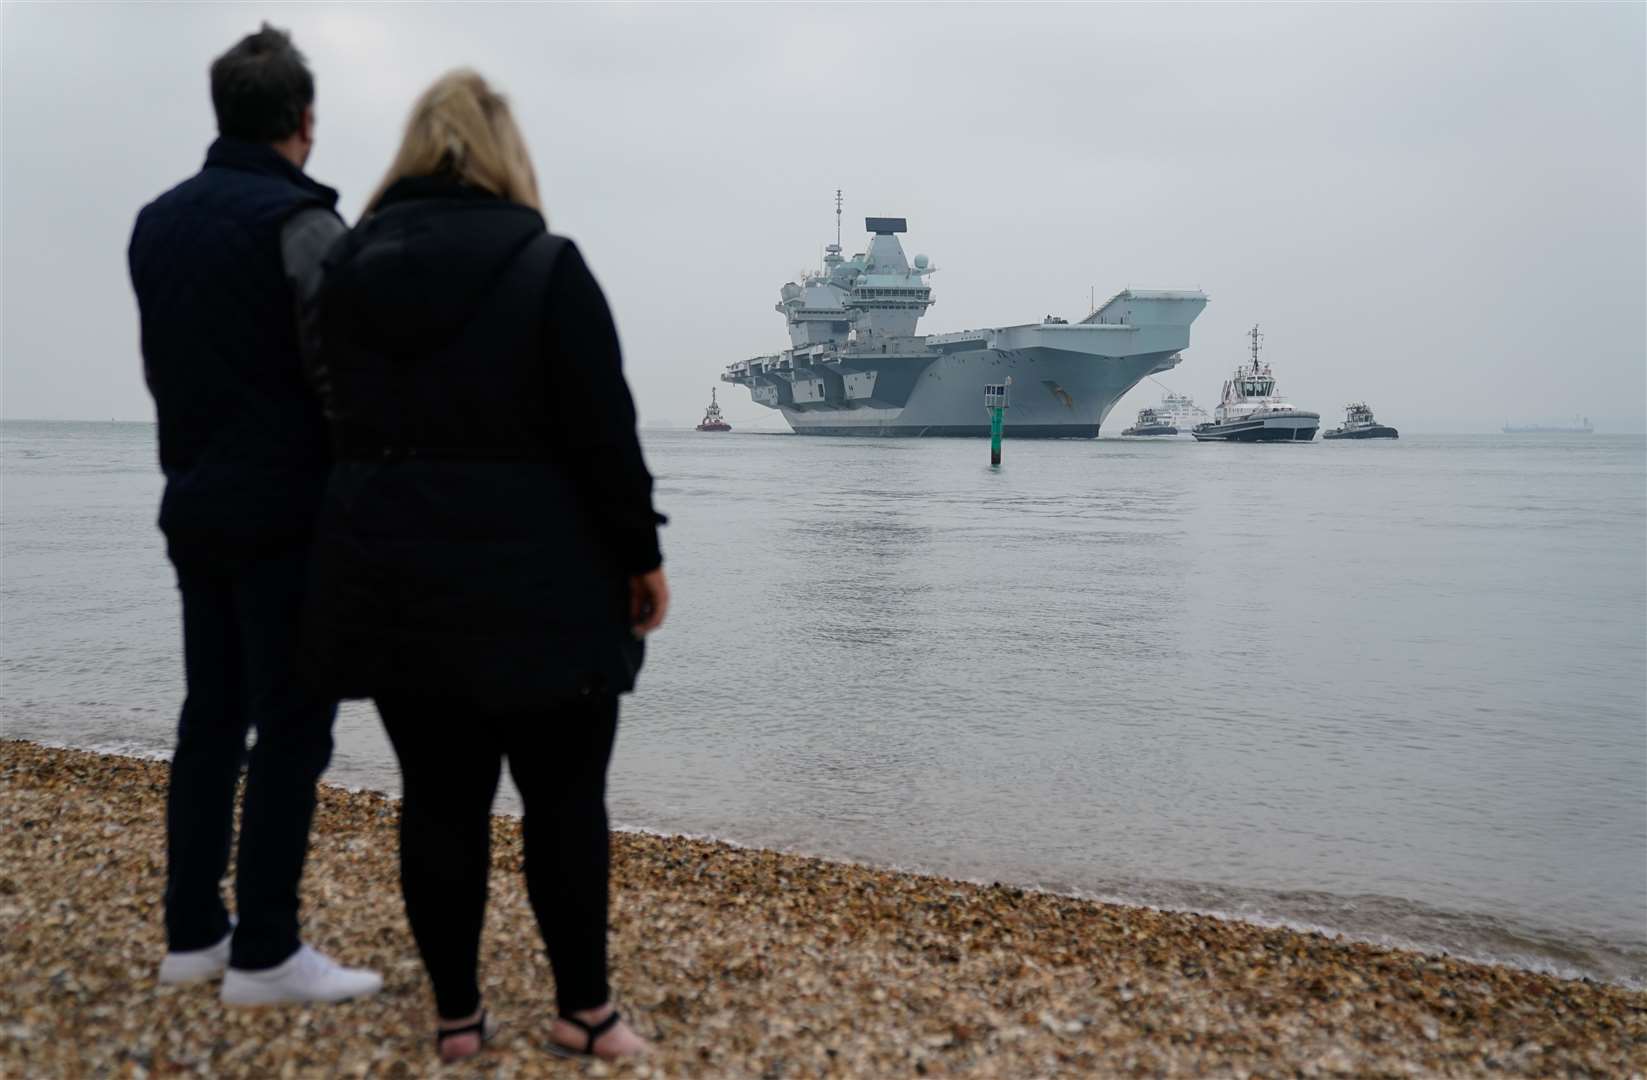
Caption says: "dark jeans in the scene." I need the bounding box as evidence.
[165,545,337,970]
[377,693,618,1019]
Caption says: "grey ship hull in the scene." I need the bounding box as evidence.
[778,345,1182,437]
[726,291,1209,438]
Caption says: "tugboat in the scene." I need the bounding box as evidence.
[695,387,732,432]
[1191,325,1319,442]
[1324,402,1398,440]
[1121,407,1177,436]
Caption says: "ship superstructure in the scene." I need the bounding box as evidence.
[722,196,1208,437]
[1158,391,1210,431]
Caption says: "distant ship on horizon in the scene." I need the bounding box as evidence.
[1503,417,1593,434]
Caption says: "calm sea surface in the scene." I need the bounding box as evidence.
[3,420,1643,985]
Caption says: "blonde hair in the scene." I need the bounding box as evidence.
[366,69,542,214]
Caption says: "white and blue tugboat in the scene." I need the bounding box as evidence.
[1191,325,1319,442]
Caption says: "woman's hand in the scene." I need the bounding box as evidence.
[629,567,669,637]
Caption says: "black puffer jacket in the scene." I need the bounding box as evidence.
[299,176,663,709]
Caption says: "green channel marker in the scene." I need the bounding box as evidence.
[984,378,1011,466]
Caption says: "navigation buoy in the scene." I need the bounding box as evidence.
[985,378,1011,466]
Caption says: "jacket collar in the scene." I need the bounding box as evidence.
[377,172,508,211]
[204,136,339,208]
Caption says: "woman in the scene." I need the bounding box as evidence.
[301,70,664,1063]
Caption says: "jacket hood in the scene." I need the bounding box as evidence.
[325,177,545,354]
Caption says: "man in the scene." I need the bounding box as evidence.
[128,24,379,1005]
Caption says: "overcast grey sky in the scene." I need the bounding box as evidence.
[3,2,1643,432]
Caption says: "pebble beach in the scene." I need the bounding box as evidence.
[2,739,1642,1078]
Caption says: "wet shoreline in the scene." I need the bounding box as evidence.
[4,739,1642,1077]
[12,722,1641,991]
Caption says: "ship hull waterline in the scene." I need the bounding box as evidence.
[759,346,1184,438]
[1192,414,1321,442]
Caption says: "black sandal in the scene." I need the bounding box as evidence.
[436,1008,497,1063]
[548,1010,623,1059]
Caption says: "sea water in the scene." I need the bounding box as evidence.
[3,420,1643,985]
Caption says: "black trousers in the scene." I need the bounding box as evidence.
[376,693,618,1019]
[165,545,337,970]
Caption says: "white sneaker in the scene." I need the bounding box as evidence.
[158,927,233,985]
[220,944,383,1006]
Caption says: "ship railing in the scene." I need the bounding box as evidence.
[926,329,993,345]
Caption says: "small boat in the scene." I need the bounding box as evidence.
[1191,324,1319,442]
[1324,402,1398,440]
[1121,407,1177,437]
[696,388,732,432]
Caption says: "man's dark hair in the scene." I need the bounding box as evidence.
[210,23,314,143]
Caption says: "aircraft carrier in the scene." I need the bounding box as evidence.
[722,203,1208,437]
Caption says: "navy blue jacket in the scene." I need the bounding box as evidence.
[129,138,342,559]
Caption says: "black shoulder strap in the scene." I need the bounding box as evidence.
[521,230,570,278]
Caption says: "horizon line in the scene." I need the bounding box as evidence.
[3,416,1644,436]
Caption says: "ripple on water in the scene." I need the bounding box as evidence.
[3,423,1644,986]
